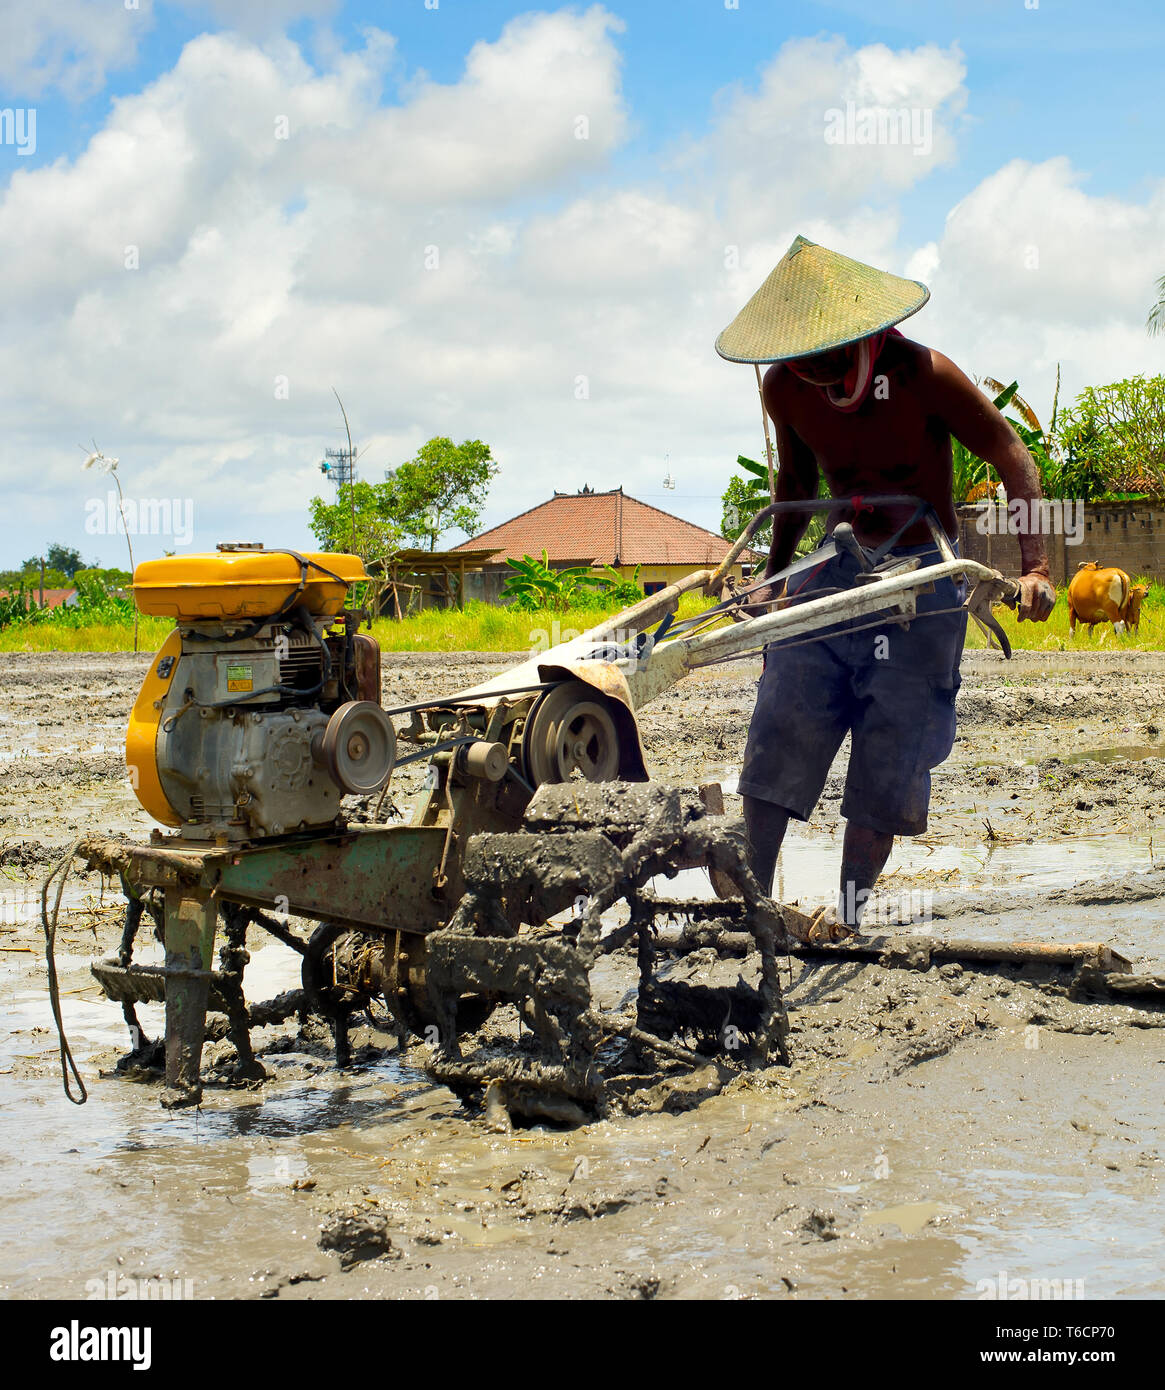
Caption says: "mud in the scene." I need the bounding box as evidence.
[1,648,1163,1299]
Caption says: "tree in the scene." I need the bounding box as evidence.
[380,438,497,550]
[309,481,402,564]
[15,563,70,588]
[721,468,771,549]
[309,482,403,619]
[1053,375,1165,496]
[1148,274,1165,337]
[38,544,87,578]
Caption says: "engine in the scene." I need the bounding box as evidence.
[126,544,395,842]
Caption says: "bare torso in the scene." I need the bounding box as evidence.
[763,335,963,550]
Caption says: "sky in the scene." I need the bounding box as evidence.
[2,0,1163,569]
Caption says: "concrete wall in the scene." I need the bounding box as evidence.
[956,499,1165,585]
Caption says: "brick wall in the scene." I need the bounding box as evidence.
[956,499,1165,585]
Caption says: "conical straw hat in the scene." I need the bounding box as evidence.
[715,235,929,364]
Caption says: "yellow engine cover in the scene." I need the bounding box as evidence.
[126,628,183,827]
[132,550,367,621]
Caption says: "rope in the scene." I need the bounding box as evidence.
[41,836,88,1105]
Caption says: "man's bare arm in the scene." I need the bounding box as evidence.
[762,367,819,577]
[929,351,1055,621]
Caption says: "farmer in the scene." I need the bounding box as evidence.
[715,236,1056,933]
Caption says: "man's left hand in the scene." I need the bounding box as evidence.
[1016,572,1056,622]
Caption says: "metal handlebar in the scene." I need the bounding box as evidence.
[707,493,956,594]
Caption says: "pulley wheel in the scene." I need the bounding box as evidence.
[320,700,396,795]
[523,681,621,785]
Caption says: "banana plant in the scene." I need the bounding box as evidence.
[501,550,612,612]
[955,375,1071,503]
[724,455,827,557]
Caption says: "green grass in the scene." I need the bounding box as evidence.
[0,595,722,655]
[964,578,1165,653]
[368,593,722,653]
[0,614,172,652]
[4,583,1163,654]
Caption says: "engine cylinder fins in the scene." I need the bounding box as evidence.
[318,700,396,795]
[523,680,622,786]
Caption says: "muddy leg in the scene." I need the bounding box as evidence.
[161,887,216,1108]
[742,795,790,897]
[218,907,268,1083]
[839,823,894,928]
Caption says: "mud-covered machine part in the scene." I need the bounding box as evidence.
[289,782,790,1119]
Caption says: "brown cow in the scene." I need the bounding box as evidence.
[1067,561,1148,636]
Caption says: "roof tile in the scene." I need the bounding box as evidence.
[453,489,757,566]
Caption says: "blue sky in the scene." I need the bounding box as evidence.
[1,1,1163,567]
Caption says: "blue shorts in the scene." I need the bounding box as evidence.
[737,543,967,837]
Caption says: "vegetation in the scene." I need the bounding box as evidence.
[309,436,497,561]
[952,378,1061,502]
[955,372,1165,504]
[500,552,643,611]
[382,438,497,551]
[308,480,402,565]
[0,572,136,640]
[1054,375,1165,497]
[8,581,1161,654]
[0,543,121,593]
[720,454,827,558]
[964,577,1165,654]
[4,579,1162,655]
[1148,273,1165,337]
[367,590,717,653]
[0,615,171,653]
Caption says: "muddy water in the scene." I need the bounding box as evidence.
[3,980,1159,1300]
[1,650,1163,1299]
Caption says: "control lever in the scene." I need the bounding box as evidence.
[965,576,1020,659]
[830,522,872,571]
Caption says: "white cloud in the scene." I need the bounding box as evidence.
[917,157,1165,414]
[2,16,1163,570]
[683,37,967,248]
[0,0,153,100]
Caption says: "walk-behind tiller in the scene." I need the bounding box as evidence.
[61,497,1033,1122]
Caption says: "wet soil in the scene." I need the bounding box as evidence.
[1,649,1163,1300]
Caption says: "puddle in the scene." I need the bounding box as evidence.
[860,1199,962,1235]
[1032,743,1165,767]
[656,829,1157,913]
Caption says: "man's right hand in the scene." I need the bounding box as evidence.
[1015,573,1056,623]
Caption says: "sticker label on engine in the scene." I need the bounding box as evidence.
[226,663,253,692]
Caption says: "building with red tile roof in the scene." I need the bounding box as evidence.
[452,487,757,598]
[0,587,76,611]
